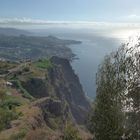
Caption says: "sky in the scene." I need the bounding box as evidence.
[1,0,140,39]
[0,0,140,22]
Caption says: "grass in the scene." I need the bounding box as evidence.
[0,107,18,131]
[33,59,53,69]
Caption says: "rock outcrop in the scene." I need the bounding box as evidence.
[22,57,90,125]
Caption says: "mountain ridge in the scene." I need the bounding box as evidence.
[0,27,31,36]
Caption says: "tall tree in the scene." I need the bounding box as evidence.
[124,37,140,139]
[89,36,140,140]
[89,52,126,140]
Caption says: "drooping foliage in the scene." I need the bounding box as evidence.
[89,52,126,140]
[89,36,140,140]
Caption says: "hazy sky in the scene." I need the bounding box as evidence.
[1,0,140,22]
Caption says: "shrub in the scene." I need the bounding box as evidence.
[63,123,82,140]
[1,98,21,109]
[0,89,6,102]
[0,108,18,131]
[34,59,53,69]
[10,128,27,140]
[23,66,30,72]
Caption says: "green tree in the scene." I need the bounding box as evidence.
[123,37,140,139]
[89,46,128,140]
[89,36,140,140]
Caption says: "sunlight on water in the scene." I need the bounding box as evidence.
[105,29,140,41]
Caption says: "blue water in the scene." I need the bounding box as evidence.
[31,28,122,99]
[69,36,121,99]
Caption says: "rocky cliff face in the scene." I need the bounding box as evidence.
[50,57,90,124]
[22,57,90,125]
[0,57,92,140]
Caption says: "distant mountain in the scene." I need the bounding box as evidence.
[0,27,31,36]
[0,35,81,61]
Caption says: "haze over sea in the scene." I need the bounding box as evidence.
[27,25,140,98]
[2,20,140,98]
[1,0,140,99]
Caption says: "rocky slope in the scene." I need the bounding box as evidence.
[0,57,91,139]
[22,57,90,124]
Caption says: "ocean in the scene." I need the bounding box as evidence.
[31,27,137,99]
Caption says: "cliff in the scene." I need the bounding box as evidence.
[0,57,91,140]
[22,56,90,124]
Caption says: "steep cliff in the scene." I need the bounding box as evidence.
[0,57,91,140]
[22,57,90,124]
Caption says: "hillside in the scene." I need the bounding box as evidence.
[0,57,91,140]
[0,28,31,36]
[0,29,81,61]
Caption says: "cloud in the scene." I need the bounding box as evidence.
[127,14,140,19]
[120,14,140,22]
[1,17,140,40]
[0,17,140,29]
[0,18,58,25]
[0,17,102,25]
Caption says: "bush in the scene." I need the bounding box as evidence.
[34,59,53,69]
[10,128,27,140]
[63,123,82,140]
[23,66,30,72]
[0,89,6,102]
[1,98,21,109]
[0,108,18,131]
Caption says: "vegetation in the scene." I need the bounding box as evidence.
[0,89,6,102]
[10,128,27,140]
[89,36,140,140]
[12,80,34,100]
[89,54,125,140]
[0,35,80,61]
[1,98,21,108]
[33,59,53,69]
[0,89,19,131]
[63,123,82,140]
[0,57,91,139]
[0,108,18,131]
[0,61,17,75]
